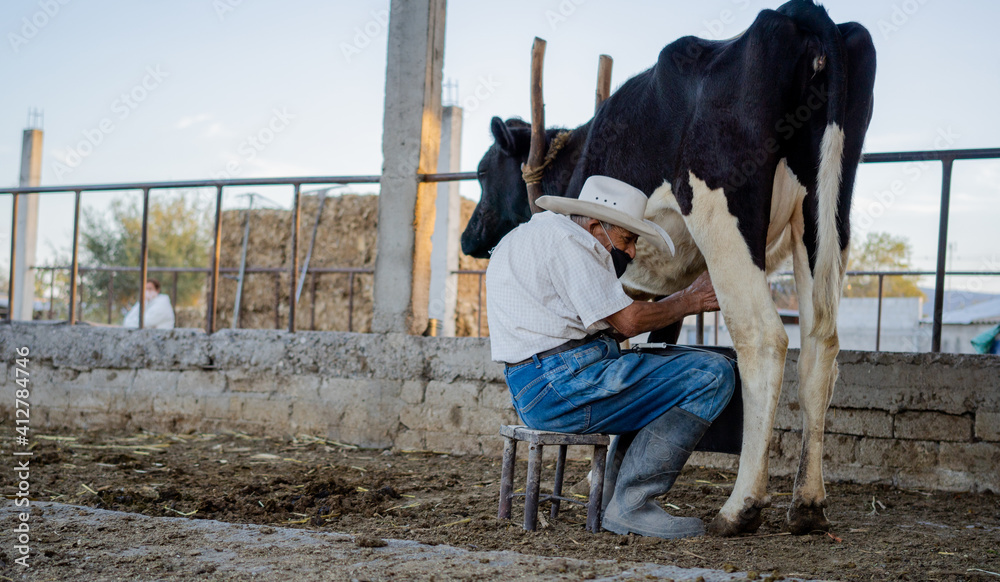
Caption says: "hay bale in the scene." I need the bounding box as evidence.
[456,199,490,337]
[213,193,489,335]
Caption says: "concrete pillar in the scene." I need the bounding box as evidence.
[13,129,42,321]
[372,0,446,335]
[428,106,463,336]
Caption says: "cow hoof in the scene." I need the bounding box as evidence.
[707,501,769,537]
[787,501,831,535]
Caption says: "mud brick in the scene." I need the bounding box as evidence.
[857,438,939,469]
[393,429,425,452]
[478,382,513,411]
[773,400,801,431]
[133,370,179,394]
[176,369,225,396]
[398,405,431,432]
[242,396,290,427]
[689,451,739,472]
[204,395,237,420]
[154,394,204,418]
[289,400,340,434]
[826,464,891,485]
[122,386,156,413]
[825,408,893,438]
[477,434,504,458]
[823,433,861,465]
[225,369,277,394]
[975,410,1000,442]
[938,442,1000,477]
[459,406,515,435]
[399,380,426,405]
[894,411,972,442]
[423,381,479,409]
[424,431,481,455]
[69,387,123,412]
[275,375,321,400]
[90,368,138,391]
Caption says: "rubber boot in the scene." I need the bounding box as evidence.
[601,432,637,513]
[602,407,711,539]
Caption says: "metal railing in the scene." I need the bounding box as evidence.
[2,171,476,333]
[29,265,374,332]
[859,148,1000,351]
[457,268,1000,351]
[4,147,999,349]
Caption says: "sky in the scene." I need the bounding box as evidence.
[1,0,998,293]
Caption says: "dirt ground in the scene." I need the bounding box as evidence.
[3,430,998,581]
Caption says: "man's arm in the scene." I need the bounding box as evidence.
[604,271,720,338]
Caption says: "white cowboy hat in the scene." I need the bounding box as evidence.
[536,175,675,254]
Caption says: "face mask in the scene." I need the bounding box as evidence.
[601,223,633,278]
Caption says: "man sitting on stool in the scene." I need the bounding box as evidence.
[486,175,737,539]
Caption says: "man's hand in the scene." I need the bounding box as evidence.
[605,271,720,337]
[678,271,720,314]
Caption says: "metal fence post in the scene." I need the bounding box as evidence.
[876,274,884,352]
[207,185,223,333]
[7,194,19,322]
[68,191,81,325]
[47,268,55,319]
[931,158,954,353]
[138,187,150,329]
[288,183,301,332]
[311,273,318,331]
[107,272,115,324]
[347,272,355,332]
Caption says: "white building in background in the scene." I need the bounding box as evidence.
[673,295,1000,355]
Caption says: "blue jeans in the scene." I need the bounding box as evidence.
[504,336,736,434]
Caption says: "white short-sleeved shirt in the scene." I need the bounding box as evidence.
[486,211,633,363]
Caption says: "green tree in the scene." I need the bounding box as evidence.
[844,232,925,298]
[80,192,210,323]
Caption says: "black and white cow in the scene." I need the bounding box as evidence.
[462,0,876,536]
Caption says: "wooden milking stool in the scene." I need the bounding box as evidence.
[498,425,610,533]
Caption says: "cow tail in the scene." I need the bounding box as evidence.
[810,8,848,340]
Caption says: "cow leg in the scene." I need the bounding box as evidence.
[675,174,787,536]
[786,210,841,534]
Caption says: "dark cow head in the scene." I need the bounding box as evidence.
[461,117,588,259]
[460,117,533,259]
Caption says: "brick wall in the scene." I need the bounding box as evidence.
[1,324,998,492]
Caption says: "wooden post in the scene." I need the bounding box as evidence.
[595,54,613,111]
[525,37,547,215]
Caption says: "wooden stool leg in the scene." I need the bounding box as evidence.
[524,442,544,531]
[550,444,568,519]
[498,437,517,520]
[586,444,607,533]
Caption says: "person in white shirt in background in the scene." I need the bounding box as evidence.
[123,279,175,329]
